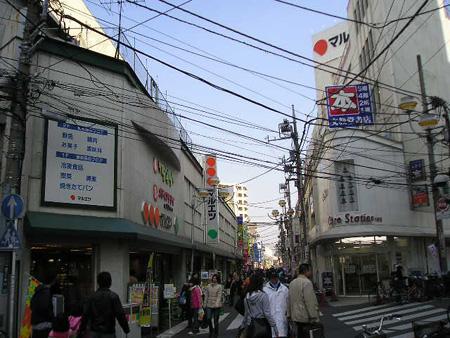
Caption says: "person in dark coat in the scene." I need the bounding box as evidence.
[31,273,56,338]
[78,271,130,338]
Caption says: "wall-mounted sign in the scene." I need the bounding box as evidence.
[206,189,219,244]
[152,184,175,212]
[141,201,177,230]
[312,22,349,63]
[43,117,117,209]
[328,213,382,226]
[411,185,429,208]
[409,159,426,182]
[204,155,218,188]
[326,83,374,128]
[153,158,174,187]
[436,195,450,220]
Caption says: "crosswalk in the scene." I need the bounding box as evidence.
[333,301,449,337]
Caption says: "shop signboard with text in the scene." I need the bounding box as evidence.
[312,21,349,63]
[325,83,374,128]
[204,154,219,244]
[411,185,429,208]
[43,117,117,209]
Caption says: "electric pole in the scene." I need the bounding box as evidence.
[4,1,44,335]
[291,105,309,264]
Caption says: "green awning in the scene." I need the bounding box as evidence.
[25,212,240,259]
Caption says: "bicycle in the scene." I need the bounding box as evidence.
[355,314,401,338]
[368,281,391,305]
[412,305,450,337]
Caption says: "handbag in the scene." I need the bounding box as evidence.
[301,322,325,338]
[246,299,272,338]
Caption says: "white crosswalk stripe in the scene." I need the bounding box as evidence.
[333,302,448,338]
[227,313,244,331]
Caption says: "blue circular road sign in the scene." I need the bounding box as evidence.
[1,194,24,220]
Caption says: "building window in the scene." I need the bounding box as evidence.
[354,8,359,34]
[368,30,374,57]
[335,160,359,212]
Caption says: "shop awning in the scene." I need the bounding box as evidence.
[25,212,240,259]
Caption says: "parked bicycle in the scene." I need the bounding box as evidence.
[355,314,401,338]
[413,306,450,337]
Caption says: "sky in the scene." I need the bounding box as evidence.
[86,0,349,248]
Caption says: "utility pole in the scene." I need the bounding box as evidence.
[4,1,44,335]
[291,105,308,264]
[417,55,448,274]
[284,178,296,272]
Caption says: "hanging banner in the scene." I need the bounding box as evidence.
[19,276,41,338]
[326,83,374,128]
[436,195,450,220]
[140,253,154,327]
[206,189,220,244]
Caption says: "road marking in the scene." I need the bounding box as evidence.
[388,313,448,331]
[333,302,396,317]
[352,308,445,331]
[227,313,244,330]
[344,305,433,325]
[339,302,422,321]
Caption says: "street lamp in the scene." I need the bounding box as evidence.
[400,93,448,274]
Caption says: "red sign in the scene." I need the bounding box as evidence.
[326,86,359,116]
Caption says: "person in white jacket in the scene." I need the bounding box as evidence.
[263,269,289,338]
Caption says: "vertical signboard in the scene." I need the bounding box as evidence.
[326,83,374,128]
[42,117,117,209]
[409,159,426,182]
[204,155,219,244]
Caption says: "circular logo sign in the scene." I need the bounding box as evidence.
[438,197,448,211]
[208,229,218,240]
[149,205,155,226]
[313,39,328,56]
[142,202,149,223]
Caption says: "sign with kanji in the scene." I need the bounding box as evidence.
[409,159,426,182]
[43,117,117,209]
[326,83,374,128]
[312,21,349,63]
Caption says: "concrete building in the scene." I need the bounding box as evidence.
[219,183,250,222]
[0,0,240,332]
[306,0,450,295]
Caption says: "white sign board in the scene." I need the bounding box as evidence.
[163,284,176,299]
[43,118,117,209]
[312,21,349,63]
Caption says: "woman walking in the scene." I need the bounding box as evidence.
[239,273,279,338]
[205,274,223,338]
[190,278,203,334]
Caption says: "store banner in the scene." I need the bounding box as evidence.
[43,117,117,209]
[19,276,41,338]
[206,188,220,244]
[409,159,426,182]
[325,83,374,128]
[411,185,429,208]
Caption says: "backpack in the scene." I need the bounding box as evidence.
[178,291,187,305]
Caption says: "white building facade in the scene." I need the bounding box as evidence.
[306,0,450,295]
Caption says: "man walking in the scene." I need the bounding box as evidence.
[288,264,321,338]
[263,269,289,338]
[78,271,130,338]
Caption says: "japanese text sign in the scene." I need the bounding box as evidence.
[312,22,349,63]
[206,189,219,244]
[409,159,426,182]
[43,117,117,208]
[326,83,374,128]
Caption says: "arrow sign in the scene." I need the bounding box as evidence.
[1,194,24,220]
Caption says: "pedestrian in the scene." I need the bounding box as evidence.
[230,272,242,306]
[205,274,223,338]
[190,277,203,334]
[179,279,192,329]
[31,272,56,338]
[263,269,289,338]
[288,263,322,338]
[225,274,232,305]
[78,271,130,338]
[239,273,279,338]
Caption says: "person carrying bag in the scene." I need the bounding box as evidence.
[239,273,279,338]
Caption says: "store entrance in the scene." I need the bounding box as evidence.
[30,245,94,314]
[337,253,390,295]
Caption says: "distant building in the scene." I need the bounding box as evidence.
[219,183,250,222]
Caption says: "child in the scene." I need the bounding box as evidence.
[49,313,70,338]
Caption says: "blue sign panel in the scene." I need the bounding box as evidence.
[0,222,20,250]
[326,83,374,128]
[237,215,243,225]
[1,194,24,220]
[409,159,426,182]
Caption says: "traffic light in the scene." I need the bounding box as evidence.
[204,154,218,188]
